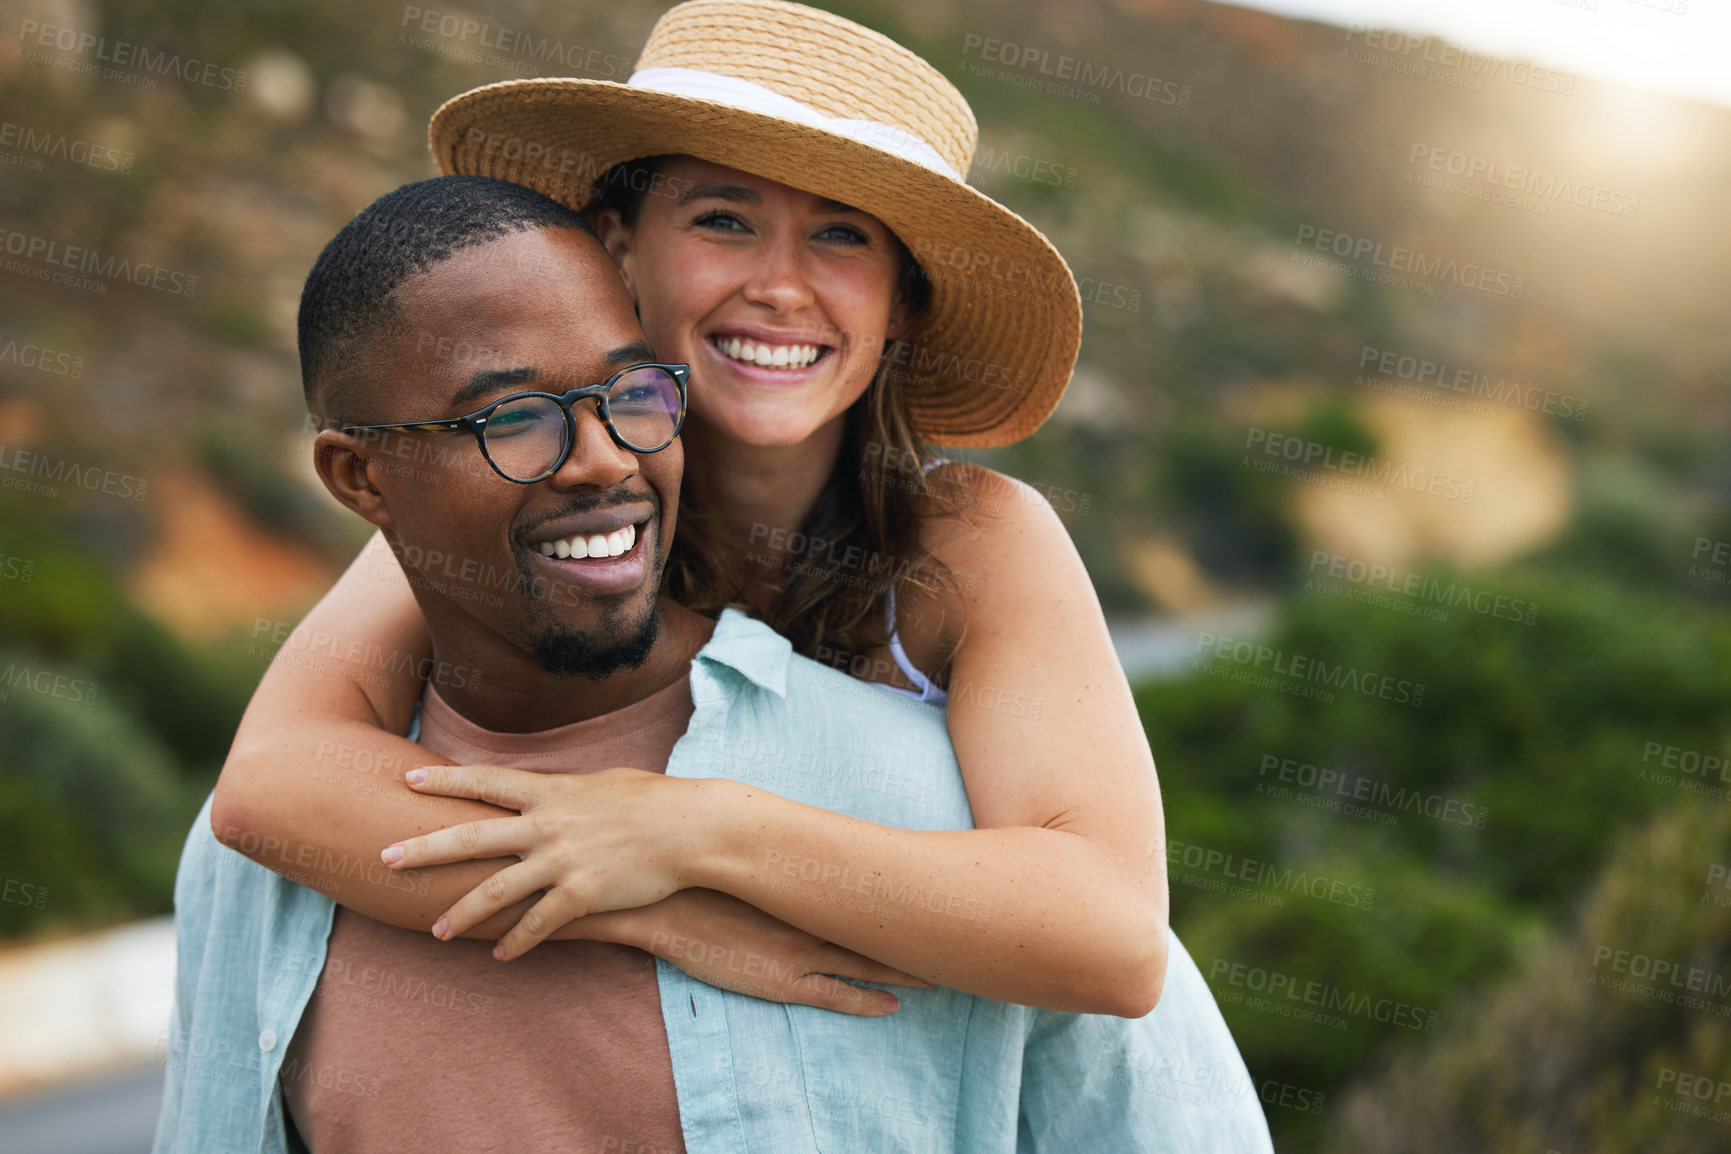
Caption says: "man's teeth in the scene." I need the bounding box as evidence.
[715,336,821,369]
[537,523,636,559]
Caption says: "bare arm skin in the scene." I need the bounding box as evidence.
[655,466,1170,1014]
[387,467,1166,1016]
[211,534,921,1016]
[217,470,1168,1017]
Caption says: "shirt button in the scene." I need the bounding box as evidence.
[258,1029,277,1051]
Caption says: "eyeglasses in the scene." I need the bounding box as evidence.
[340,363,689,484]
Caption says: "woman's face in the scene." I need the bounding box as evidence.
[596,156,910,449]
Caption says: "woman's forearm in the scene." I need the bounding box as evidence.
[691,780,1167,1016]
[210,532,578,941]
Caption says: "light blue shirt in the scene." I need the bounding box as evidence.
[154,609,1271,1153]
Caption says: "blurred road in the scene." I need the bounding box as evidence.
[0,1065,161,1154]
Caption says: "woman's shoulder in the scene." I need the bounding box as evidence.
[901,460,1087,650]
[915,460,1074,557]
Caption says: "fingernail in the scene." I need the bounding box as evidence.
[380,844,404,864]
[881,997,898,1013]
[493,944,508,961]
[432,916,447,939]
[405,768,429,785]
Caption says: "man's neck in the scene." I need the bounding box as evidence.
[424,599,715,733]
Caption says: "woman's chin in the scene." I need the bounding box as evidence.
[689,395,852,452]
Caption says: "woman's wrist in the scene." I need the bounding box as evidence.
[555,903,653,949]
[679,775,756,894]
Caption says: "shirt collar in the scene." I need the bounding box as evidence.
[692,607,791,698]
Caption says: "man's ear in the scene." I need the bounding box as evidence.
[313,429,393,530]
[591,208,639,304]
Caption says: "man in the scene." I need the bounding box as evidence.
[154,175,1272,1152]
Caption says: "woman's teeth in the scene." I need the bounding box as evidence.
[714,336,821,369]
[538,523,636,559]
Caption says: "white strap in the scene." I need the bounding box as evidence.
[628,66,961,181]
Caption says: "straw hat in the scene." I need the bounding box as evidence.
[427,0,1081,448]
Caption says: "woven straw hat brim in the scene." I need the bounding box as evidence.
[429,78,1082,448]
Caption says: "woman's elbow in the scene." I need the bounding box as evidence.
[209,750,270,856]
[1105,914,1170,1018]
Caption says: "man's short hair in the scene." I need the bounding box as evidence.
[297,175,594,423]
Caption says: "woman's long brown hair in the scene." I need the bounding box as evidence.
[587,156,966,670]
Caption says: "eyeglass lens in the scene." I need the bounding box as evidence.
[483,366,682,481]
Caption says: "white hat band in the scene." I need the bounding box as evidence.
[628,65,962,181]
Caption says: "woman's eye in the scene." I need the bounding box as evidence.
[816,223,869,245]
[693,210,748,233]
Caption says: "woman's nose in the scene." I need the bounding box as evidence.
[741,232,816,311]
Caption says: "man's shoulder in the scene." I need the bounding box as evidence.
[694,609,949,735]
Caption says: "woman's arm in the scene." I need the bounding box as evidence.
[211,533,923,1015]
[210,530,536,931]
[394,468,1168,1017]
[675,467,1169,1015]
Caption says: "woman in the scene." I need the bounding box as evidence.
[215,0,1168,1018]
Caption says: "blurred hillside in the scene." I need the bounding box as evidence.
[0,0,1726,622]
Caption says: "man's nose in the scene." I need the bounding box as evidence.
[547,400,637,491]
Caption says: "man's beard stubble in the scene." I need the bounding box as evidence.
[530,604,660,679]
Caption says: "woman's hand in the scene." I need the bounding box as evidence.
[622,889,930,1016]
[381,763,714,958]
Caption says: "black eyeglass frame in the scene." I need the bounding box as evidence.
[338,362,690,484]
